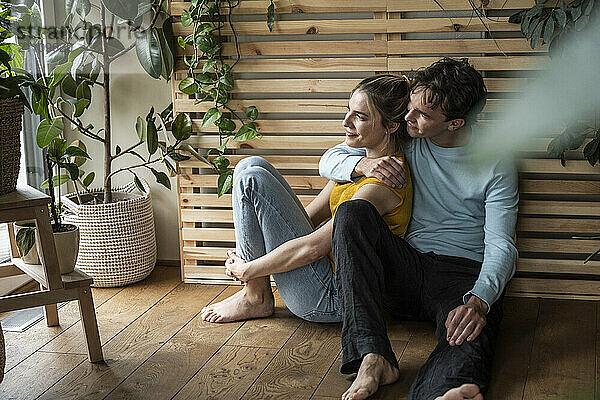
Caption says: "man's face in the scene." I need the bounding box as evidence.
[404,88,462,145]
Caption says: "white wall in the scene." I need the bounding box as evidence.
[53,2,180,262]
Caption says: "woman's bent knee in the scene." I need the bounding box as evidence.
[234,156,270,176]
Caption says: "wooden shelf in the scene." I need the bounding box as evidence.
[12,258,92,290]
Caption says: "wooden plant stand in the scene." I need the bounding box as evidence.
[0,184,103,363]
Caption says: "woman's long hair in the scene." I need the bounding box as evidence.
[351,74,411,154]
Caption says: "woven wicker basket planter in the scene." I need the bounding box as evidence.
[0,98,24,196]
[62,181,156,287]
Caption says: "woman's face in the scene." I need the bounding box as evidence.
[343,90,387,149]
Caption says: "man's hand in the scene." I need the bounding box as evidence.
[445,296,488,346]
[355,156,406,189]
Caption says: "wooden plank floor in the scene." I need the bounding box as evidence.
[1,266,598,399]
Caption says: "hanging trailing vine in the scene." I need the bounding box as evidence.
[177,0,275,196]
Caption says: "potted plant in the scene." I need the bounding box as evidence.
[15,132,90,274]
[510,0,600,262]
[13,0,194,286]
[0,1,39,195]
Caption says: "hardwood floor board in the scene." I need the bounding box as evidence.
[393,321,438,399]
[0,352,86,400]
[39,266,181,355]
[226,289,304,349]
[241,321,342,399]
[312,339,408,399]
[104,286,242,400]
[523,299,596,399]
[2,283,122,373]
[36,283,224,400]
[487,297,539,400]
[172,345,276,400]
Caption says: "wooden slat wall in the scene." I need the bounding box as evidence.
[169,0,600,298]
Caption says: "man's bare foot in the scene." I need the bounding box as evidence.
[435,384,483,400]
[342,353,399,400]
[200,286,274,323]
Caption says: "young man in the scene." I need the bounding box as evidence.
[319,58,518,400]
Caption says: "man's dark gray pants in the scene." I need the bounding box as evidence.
[332,199,504,399]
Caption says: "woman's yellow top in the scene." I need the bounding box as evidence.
[329,159,413,237]
[326,157,413,271]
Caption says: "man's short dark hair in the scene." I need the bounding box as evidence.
[411,58,487,125]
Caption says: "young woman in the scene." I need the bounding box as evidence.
[201,75,413,323]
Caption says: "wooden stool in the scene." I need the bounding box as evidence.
[0,185,103,363]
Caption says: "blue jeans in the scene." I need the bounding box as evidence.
[232,156,341,323]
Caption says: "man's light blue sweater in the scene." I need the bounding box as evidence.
[319,133,519,309]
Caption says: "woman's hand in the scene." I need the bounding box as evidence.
[225,250,250,282]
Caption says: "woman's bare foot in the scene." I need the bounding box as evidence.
[342,353,399,400]
[435,384,483,400]
[201,281,274,323]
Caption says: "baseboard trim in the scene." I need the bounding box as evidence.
[157,259,180,268]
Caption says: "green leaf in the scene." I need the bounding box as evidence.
[136,115,147,142]
[168,152,191,162]
[136,28,162,79]
[76,82,91,101]
[202,59,216,73]
[553,8,567,29]
[41,174,70,189]
[217,169,234,197]
[267,0,275,32]
[172,112,193,140]
[65,0,79,17]
[61,75,78,97]
[195,34,220,56]
[218,73,234,91]
[132,174,146,193]
[50,62,73,88]
[101,0,137,20]
[583,132,599,166]
[178,77,198,95]
[202,107,222,128]
[150,168,171,190]
[136,0,152,18]
[583,0,594,15]
[530,19,545,48]
[62,162,80,180]
[217,117,236,132]
[49,138,68,161]
[157,17,175,81]
[76,0,91,17]
[82,171,95,187]
[234,123,260,141]
[47,45,69,66]
[509,9,527,24]
[212,155,230,171]
[147,119,159,155]
[570,4,582,21]
[36,118,64,148]
[71,98,89,118]
[245,106,259,121]
[65,145,90,159]
[543,16,555,44]
[16,227,35,257]
[195,72,214,85]
[181,10,192,27]
[177,36,186,49]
